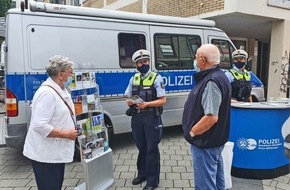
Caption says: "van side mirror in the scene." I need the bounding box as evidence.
[246,58,252,71]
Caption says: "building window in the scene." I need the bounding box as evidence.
[211,39,235,69]
[154,34,201,70]
[118,33,146,68]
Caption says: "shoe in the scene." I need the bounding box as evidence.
[143,184,157,190]
[132,177,146,185]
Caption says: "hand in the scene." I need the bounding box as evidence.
[127,99,134,106]
[136,102,148,109]
[231,99,238,103]
[64,129,78,141]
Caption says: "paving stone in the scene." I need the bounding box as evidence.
[270,180,278,187]
[158,179,173,187]
[172,166,186,173]
[115,165,130,172]
[165,172,181,180]
[159,172,165,180]
[13,187,32,190]
[275,176,290,184]
[63,178,79,186]
[119,172,135,179]
[276,182,290,190]
[114,159,125,165]
[0,172,15,179]
[160,165,172,172]
[174,179,191,188]
[0,179,31,187]
[163,160,177,166]
[181,172,193,180]
[13,172,32,179]
[263,186,276,190]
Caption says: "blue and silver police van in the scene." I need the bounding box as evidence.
[1,1,264,148]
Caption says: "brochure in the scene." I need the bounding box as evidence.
[78,129,108,160]
[91,113,103,133]
[76,114,92,137]
[90,71,96,88]
[87,93,96,111]
[82,72,91,88]
[69,72,76,89]
[75,72,83,89]
[128,95,144,104]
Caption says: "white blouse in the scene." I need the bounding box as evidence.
[23,77,75,163]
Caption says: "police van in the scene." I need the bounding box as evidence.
[1,1,264,148]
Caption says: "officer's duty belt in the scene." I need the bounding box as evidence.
[137,107,155,113]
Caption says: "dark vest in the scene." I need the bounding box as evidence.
[132,71,158,102]
[182,66,231,148]
[230,69,252,102]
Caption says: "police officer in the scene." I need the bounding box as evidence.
[225,49,252,102]
[124,49,166,190]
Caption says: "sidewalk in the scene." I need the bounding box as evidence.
[0,125,289,189]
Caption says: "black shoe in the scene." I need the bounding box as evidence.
[143,184,157,190]
[132,177,146,185]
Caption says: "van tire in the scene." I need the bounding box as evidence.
[252,95,258,102]
[104,115,114,141]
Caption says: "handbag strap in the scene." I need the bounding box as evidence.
[42,84,77,129]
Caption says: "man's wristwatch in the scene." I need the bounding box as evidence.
[189,131,195,138]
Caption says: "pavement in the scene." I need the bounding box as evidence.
[0,125,290,190]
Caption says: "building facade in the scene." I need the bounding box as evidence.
[82,0,290,99]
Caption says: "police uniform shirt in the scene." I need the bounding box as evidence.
[125,70,166,98]
[225,65,246,83]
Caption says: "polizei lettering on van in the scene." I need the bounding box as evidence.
[163,75,193,87]
[160,71,194,92]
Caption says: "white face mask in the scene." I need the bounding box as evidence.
[193,60,200,72]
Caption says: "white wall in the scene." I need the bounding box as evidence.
[268,20,290,98]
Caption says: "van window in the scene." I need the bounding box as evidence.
[118,33,146,68]
[154,34,201,70]
[211,39,235,69]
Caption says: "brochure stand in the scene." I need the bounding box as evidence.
[74,148,114,190]
[70,71,114,190]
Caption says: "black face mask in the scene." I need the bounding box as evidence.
[234,61,246,69]
[137,64,150,74]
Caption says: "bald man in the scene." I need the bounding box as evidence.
[182,44,231,190]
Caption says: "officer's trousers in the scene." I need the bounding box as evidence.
[31,160,65,190]
[131,111,163,186]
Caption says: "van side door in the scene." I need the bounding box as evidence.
[149,26,203,126]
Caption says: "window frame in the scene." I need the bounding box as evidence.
[211,39,235,69]
[118,33,146,69]
[154,33,202,70]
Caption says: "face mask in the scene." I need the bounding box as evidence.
[193,60,200,72]
[64,77,73,88]
[234,61,246,69]
[137,64,150,74]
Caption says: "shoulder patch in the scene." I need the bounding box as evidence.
[160,82,165,89]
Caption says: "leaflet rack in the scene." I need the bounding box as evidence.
[70,71,114,190]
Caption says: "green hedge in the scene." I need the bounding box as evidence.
[0,0,12,17]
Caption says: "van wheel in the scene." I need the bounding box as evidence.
[104,115,114,141]
[106,124,114,142]
[252,96,258,102]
